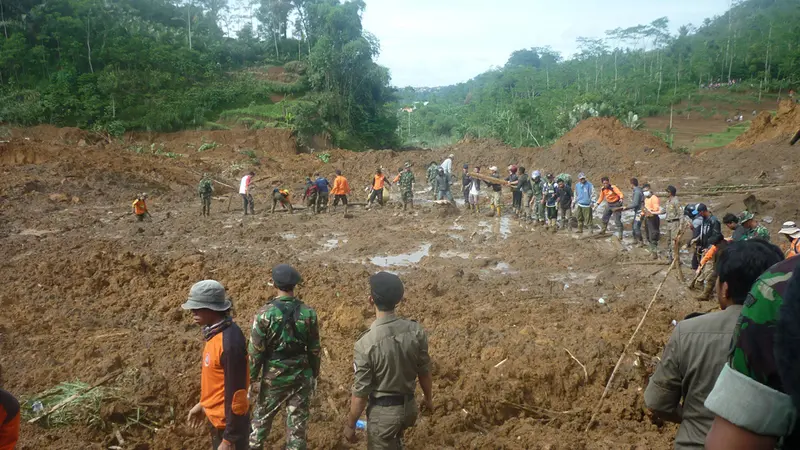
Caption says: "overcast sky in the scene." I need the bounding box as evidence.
[361,0,733,88]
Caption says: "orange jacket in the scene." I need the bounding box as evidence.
[597,185,623,205]
[372,174,387,190]
[700,244,719,267]
[0,389,19,450]
[132,199,148,215]
[201,322,249,444]
[788,238,799,258]
[644,195,662,215]
[331,176,351,195]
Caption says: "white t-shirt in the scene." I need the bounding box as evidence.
[440,158,452,175]
[469,179,480,196]
[239,175,252,194]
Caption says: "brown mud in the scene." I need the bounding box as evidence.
[0,121,797,449]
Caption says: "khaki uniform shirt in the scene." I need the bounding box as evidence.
[352,313,431,398]
[644,305,743,449]
[665,196,681,222]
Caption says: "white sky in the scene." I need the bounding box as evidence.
[361,0,733,87]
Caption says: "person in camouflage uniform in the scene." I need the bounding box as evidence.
[704,251,798,449]
[198,174,214,216]
[737,210,771,242]
[399,163,415,211]
[426,161,439,199]
[248,264,321,450]
[529,170,545,225]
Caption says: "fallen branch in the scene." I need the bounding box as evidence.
[564,348,589,383]
[584,257,678,432]
[29,370,123,424]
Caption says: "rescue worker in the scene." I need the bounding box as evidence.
[183,280,250,450]
[596,177,625,239]
[517,167,533,220]
[0,389,20,450]
[574,173,593,234]
[426,162,439,199]
[314,174,330,214]
[738,211,770,242]
[441,153,454,176]
[630,178,644,246]
[506,165,521,215]
[543,174,557,230]
[693,235,729,300]
[368,169,391,207]
[240,172,255,215]
[692,204,722,270]
[468,166,482,213]
[330,170,351,215]
[271,188,294,214]
[302,177,317,211]
[555,178,573,233]
[199,174,214,217]
[529,171,545,226]
[778,221,800,257]
[132,193,149,221]
[487,166,503,216]
[641,183,662,259]
[434,167,454,204]
[460,164,471,208]
[663,186,682,262]
[248,265,320,450]
[343,272,433,449]
[399,163,415,211]
[722,213,746,241]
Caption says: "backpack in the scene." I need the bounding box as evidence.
[556,173,572,189]
[269,299,308,359]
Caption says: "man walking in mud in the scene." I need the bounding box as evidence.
[399,162,415,211]
[596,177,625,239]
[427,161,439,199]
[313,173,330,214]
[630,178,644,246]
[270,188,294,214]
[529,170,545,225]
[555,178,573,233]
[343,272,433,449]
[574,173,593,233]
[240,171,255,215]
[199,174,214,217]
[664,186,682,262]
[248,264,320,450]
[330,169,351,215]
[367,168,391,208]
[435,167,454,205]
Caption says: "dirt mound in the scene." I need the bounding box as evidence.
[732,100,800,147]
[556,117,671,153]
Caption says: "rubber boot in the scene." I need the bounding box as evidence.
[578,223,583,234]
[650,243,658,259]
[696,282,714,301]
[551,219,557,233]
[617,228,623,240]
[600,223,607,234]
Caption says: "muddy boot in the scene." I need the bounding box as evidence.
[551,219,557,233]
[695,282,714,301]
[599,223,607,234]
[617,229,623,240]
[578,223,583,234]
[650,244,658,259]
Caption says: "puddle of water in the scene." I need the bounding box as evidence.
[449,224,465,231]
[370,243,431,267]
[439,250,469,259]
[281,232,297,240]
[499,217,511,239]
[492,261,517,274]
[448,234,465,242]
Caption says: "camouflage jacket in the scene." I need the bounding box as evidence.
[426,164,438,182]
[530,178,544,198]
[730,257,798,390]
[740,225,770,242]
[399,171,415,192]
[198,178,214,196]
[248,296,321,387]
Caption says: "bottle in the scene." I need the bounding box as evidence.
[355,419,367,430]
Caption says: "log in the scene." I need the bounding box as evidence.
[468,171,510,186]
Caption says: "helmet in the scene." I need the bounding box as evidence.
[463,163,469,169]
[489,166,498,172]
[404,162,412,169]
[532,170,541,178]
[508,165,518,173]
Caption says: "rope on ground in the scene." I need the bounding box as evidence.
[583,257,678,433]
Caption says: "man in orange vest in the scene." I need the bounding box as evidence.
[330,170,351,215]
[270,188,293,214]
[641,183,662,259]
[778,221,800,258]
[367,168,391,207]
[132,193,150,221]
[596,177,625,239]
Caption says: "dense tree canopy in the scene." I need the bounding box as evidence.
[399,0,800,148]
[0,0,398,149]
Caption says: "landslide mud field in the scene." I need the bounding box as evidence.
[1,123,798,449]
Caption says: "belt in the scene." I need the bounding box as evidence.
[369,394,413,407]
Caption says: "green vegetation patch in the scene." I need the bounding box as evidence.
[693,123,750,149]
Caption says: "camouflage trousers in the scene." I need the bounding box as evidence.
[532,198,545,222]
[201,194,212,216]
[249,378,312,450]
[401,190,413,204]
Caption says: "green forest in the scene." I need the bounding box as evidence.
[0,0,398,149]
[1,0,799,150]
[398,0,800,149]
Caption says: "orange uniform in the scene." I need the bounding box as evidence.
[372,174,387,190]
[201,321,250,445]
[788,239,800,258]
[331,175,351,195]
[132,198,148,215]
[0,389,19,450]
[596,185,624,205]
[644,195,662,215]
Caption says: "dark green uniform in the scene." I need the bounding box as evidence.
[426,164,439,199]
[198,177,214,216]
[248,296,321,450]
[531,178,545,223]
[353,313,431,450]
[399,171,415,208]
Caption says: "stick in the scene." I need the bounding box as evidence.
[226,193,234,212]
[584,258,678,432]
[618,261,670,266]
[564,348,589,383]
[29,370,123,423]
[672,228,686,282]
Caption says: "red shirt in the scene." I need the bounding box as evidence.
[0,390,19,450]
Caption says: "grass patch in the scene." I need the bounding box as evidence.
[21,381,112,428]
[202,121,230,131]
[693,122,750,149]
[220,103,286,121]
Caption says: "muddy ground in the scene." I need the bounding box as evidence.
[1,123,798,449]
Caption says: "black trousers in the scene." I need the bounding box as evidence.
[209,423,248,450]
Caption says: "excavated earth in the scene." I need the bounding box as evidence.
[1,123,798,449]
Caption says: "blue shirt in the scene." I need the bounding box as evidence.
[315,177,330,193]
[575,180,594,206]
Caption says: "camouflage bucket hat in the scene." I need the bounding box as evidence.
[740,211,755,222]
